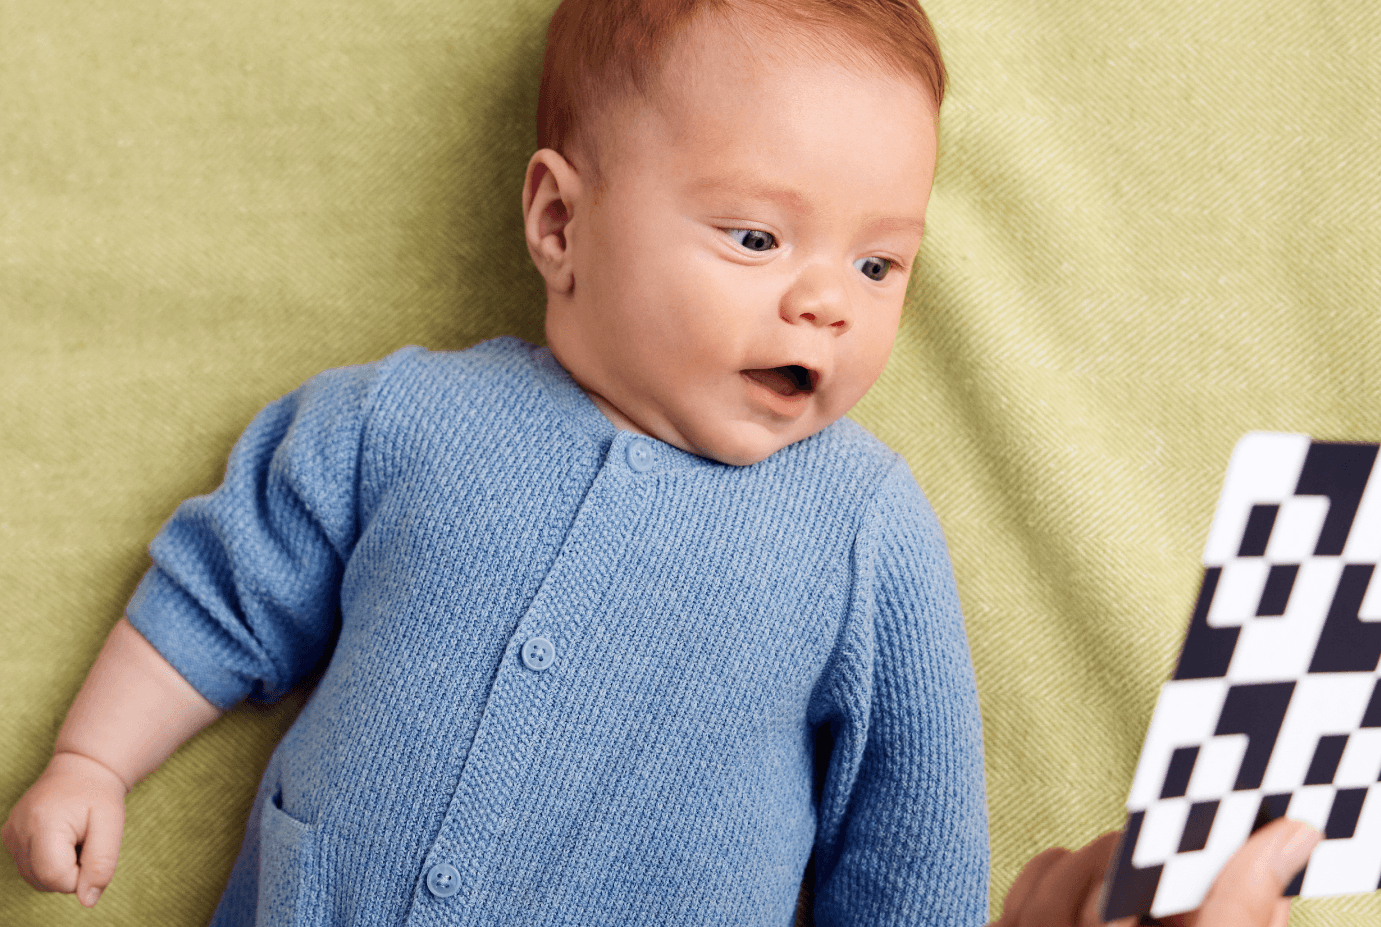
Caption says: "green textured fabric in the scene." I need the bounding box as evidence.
[2,1,1378,923]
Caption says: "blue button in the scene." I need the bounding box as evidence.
[426,862,460,898]
[522,636,556,671]
[626,438,655,472]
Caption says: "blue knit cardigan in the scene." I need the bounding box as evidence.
[127,337,989,926]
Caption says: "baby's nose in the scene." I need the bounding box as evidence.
[780,269,852,333]
[796,310,850,330]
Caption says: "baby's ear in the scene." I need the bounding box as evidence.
[522,149,582,294]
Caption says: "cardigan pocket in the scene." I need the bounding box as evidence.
[256,785,318,927]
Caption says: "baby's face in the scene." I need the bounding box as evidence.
[537,15,938,466]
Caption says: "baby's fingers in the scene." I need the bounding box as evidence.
[26,816,82,894]
[74,802,124,906]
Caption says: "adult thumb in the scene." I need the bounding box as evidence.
[74,802,124,907]
[1193,819,1321,927]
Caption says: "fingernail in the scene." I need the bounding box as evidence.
[83,888,101,907]
[1269,822,1323,884]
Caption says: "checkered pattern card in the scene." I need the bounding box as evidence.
[1101,433,1381,921]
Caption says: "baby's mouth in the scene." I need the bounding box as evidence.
[742,365,817,397]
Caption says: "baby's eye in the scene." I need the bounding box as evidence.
[853,256,892,282]
[726,228,777,252]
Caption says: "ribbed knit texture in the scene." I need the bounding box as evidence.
[125,338,989,927]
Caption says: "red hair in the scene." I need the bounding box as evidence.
[537,0,946,169]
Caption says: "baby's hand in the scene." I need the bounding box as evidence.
[2,751,128,907]
[990,817,1321,927]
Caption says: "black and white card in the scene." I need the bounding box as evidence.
[1102,433,1381,920]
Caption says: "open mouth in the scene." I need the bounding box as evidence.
[742,364,817,397]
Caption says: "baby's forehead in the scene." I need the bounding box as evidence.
[569,9,938,206]
[615,12,928,121]
[634,33,927,134]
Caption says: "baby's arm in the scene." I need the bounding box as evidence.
[810,459,989,925]
[2,617,220,908]
[4,353,396,909]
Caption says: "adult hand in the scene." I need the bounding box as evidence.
[991,817,1322,927]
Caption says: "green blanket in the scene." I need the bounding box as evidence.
[3,0,1378,922]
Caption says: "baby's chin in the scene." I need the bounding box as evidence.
[583,376,845,466]
[680,415,834,467]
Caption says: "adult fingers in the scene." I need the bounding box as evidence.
[1185,897,1292,927]
[1193,819,1320,927]
[1007,832,1121,927]
[1077,868,1140,927]
[74,801,124,907]
[1061,832,1124,927]
[996,846,1071,923]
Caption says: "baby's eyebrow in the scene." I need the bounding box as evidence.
[688,174,807,210]
[868,216,927,236]
[689,174,925,237]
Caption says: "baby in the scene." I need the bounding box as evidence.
[5,0,987,924]
[4,0,1329,923]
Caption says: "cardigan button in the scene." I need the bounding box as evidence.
[626,438,655,472]
[522,636,556,671]
[425,862,460,897]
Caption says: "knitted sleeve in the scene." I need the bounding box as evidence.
[810,456,990,927]
[125,352,406,710]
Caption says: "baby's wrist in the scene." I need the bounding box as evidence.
[48,749,133,794]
